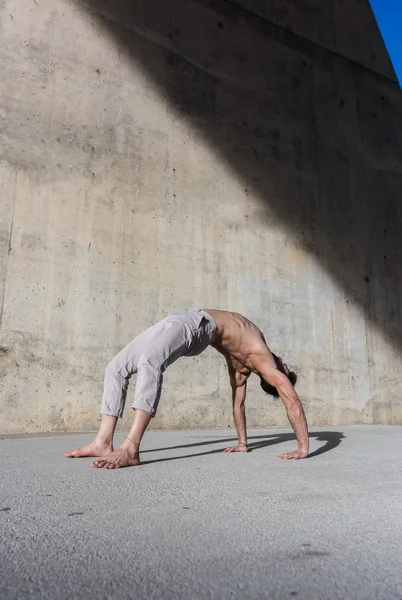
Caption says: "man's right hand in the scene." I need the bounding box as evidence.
[222,443,248,453]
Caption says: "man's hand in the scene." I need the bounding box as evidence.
[276,449,308,460]
[222,443,248,453]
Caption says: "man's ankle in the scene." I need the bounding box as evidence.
[123,437,140,452]
[95,435,113,446]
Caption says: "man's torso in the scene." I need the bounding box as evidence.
[203,309,273,374]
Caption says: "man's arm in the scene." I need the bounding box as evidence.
[275,373,309,459]
[259,362,309,459]
[223,365,250,453]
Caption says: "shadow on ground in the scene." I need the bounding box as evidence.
[140,430,345,464]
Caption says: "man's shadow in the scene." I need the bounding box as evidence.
[140,431,345,465]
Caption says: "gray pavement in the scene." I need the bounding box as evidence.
[0,426,401,600]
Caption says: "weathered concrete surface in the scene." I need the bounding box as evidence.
[230,0,398,82]
[0,0,402,433]
[1,426,402,599]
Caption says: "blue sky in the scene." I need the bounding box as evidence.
[370,0,402,83]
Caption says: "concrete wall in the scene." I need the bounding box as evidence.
[1,0,401,434]
[230,0,398,81]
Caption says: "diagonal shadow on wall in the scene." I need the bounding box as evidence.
[76,0,402,359]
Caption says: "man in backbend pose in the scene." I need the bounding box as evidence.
[65,308,308,468]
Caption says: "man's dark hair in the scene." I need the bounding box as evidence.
[260,353,297,398]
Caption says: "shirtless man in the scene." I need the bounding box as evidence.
[65,308,308,468]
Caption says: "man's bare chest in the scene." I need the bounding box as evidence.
[229,355,251,375]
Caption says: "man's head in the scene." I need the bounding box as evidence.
[260,353,297,398]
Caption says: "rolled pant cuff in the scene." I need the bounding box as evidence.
[101,408,123,418]
[131,403,156,418]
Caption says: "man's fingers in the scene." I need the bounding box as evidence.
[276,452,302,460]
[223,445,249,453]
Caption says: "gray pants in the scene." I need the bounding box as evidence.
[101,308,217,418]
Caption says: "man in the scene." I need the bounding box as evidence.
[65,308,308,468]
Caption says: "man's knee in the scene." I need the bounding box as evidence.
[136,358,163,383]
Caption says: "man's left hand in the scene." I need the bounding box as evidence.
[276,449,308,460]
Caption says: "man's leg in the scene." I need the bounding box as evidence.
[91,357,163,468]
[64,414,117,458]
[65,318,187,467]
[65,342,137,459]
[92,409,152,469]
[65,357,164,467]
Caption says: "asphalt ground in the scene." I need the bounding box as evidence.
[1,426,401,599]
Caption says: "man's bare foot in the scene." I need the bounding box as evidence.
[64,438,113,459]
[92,440,140,469]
